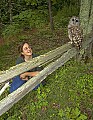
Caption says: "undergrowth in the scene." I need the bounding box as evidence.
[0,59,93,119]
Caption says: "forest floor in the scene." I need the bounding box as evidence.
[0,28,93,120]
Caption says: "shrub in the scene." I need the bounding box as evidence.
[2,23,21,39]
[13,9,48,29]
[2,9,48,38]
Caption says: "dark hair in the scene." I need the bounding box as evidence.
[18,41,31,58]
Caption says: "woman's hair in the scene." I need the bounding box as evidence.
[18,41,31,58]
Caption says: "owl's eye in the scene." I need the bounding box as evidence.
[76,20,78,22]
[72,19,74,21]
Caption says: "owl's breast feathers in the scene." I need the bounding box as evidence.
[68,26,83,50]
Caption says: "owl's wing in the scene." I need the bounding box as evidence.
[68,26,74,43]
[74,26,83,42]
[74,26,83,49]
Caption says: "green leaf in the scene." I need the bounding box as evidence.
[58,109,64,117]
[76,114,87,120]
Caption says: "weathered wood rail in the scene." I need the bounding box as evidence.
[0,43,72,83]
[0,35,93,116]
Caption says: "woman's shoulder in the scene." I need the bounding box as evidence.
[16,56,25,65]
[32,53,38,58]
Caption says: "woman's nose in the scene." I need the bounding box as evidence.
[27,47,31,50]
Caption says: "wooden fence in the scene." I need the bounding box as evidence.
[0,35,93,116]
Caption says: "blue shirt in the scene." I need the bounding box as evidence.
[10,54,42,93]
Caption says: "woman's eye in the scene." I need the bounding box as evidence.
[24,47,28,50]
[24,46,31,51]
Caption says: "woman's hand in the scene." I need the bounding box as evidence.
[20,71,40,80]
[20,73,28,80]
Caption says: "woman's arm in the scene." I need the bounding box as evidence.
[20,71,40,80]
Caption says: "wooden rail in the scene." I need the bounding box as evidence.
[0,35,93,116]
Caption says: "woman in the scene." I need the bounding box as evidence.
[10,41,43,93]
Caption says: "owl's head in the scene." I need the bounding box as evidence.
[68,16,80,26]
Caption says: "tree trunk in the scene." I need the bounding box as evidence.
[0,8,2,36]
[79,0,93,62]
[9,0,12,24]
[48,0,54,31]
[80,0,93,35]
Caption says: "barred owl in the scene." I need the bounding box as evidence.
[68,16,83,50]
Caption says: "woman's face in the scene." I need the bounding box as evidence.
[22,43,32,57]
